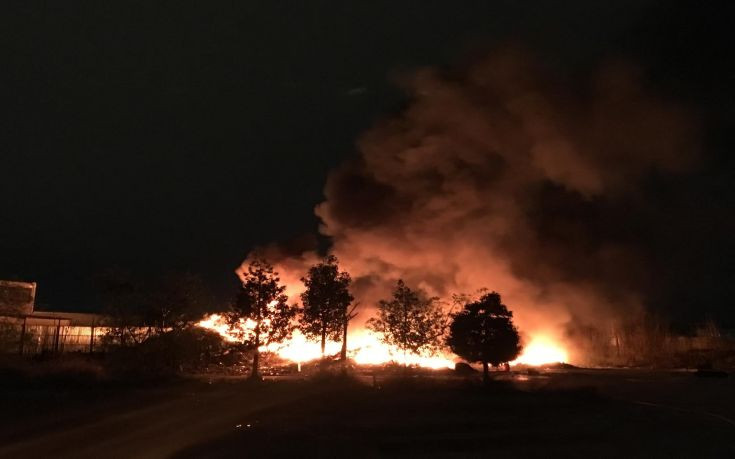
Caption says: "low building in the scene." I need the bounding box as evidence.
[0,280,106,354]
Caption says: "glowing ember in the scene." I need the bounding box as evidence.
[512,337,568,366]
[197,314,454,369]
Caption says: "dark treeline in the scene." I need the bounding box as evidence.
[228,257,522,380]
[91,257,523,380]
[87,257,733,378]
[95,268,220,346]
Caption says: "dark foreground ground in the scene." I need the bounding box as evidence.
[1,368,734,458]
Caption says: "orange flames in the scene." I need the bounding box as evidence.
[512,336,569,366]
[197,314,568,369]
[197,314,455,369]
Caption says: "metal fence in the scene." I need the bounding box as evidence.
[1,318,110,354]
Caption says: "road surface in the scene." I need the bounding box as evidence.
[1,369,733,458]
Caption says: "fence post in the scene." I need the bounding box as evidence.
[19,316,27,355]
[53,319,61,353]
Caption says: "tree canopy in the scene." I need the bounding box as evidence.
[368,280,445,360]
[147,272,212,333]
[300,255,354,358]
[231,259,297,379]
[446,291,521,381]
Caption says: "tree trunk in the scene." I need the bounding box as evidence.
[340,317,348,361]
[251,322,261,380]
[321,328,326,358]
[482,362,489,384]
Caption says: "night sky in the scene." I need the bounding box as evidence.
[2,1,733,324]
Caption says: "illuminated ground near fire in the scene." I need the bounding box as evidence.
[197,314,568,369]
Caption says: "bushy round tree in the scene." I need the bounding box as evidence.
[446,292,521,383]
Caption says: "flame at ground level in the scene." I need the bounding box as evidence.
[197,314,454,369]
[512,337,569,366]
[197,315,567,370]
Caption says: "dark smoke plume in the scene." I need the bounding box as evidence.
[241,49,699,360]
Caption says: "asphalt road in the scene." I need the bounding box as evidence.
[0,379,323,459]
[1,369,734,458]
[512,368,735,425]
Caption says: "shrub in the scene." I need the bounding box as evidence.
[107,327,228,376]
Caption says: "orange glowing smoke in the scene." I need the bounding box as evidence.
[197,314,567,369]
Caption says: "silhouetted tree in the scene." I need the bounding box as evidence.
[231,259,296,380]
[368,280,445,364]
[146,272,213,333]
[131,327,228,375]
[300,256,355,359]
[446,292,521,383]
[96,268,148,347]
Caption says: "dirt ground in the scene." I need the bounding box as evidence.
[1,368,734,458]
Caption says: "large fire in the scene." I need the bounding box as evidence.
[512,336,569,366]
[197,314,455,369]
[197,314,568,370]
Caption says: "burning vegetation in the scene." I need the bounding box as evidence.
[198,257,566,375]
[3,50,718,375]
[201,49,704,372]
